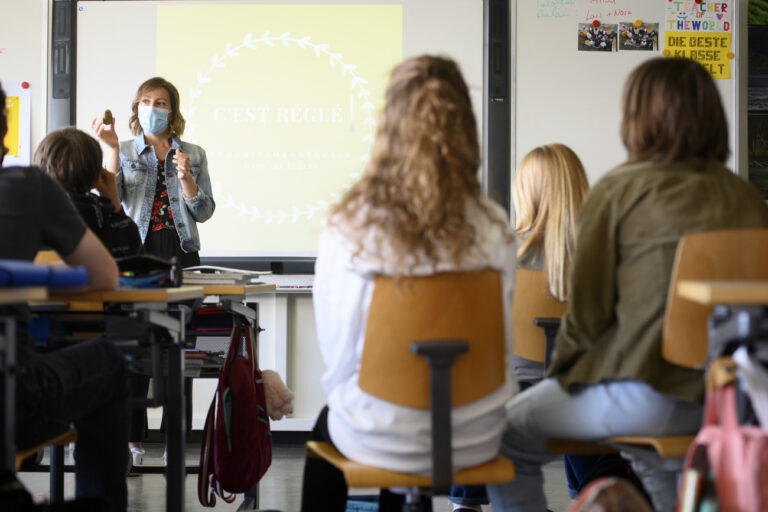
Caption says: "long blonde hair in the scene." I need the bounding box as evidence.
[513,144,588,300]
[329,55,505,276]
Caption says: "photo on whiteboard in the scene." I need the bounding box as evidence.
[619,22,659,51]
[578,23,617,52]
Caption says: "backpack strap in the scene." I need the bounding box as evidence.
[198,389,238,506]
[220,325,243,380]
[241,324,259,376]
[198,398,217,507]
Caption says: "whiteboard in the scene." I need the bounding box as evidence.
[75,0,483,258]
[515,0,744,186]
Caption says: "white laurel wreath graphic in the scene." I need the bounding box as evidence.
[183,31,377,224]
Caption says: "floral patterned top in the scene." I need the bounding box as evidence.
[150,160,174,231]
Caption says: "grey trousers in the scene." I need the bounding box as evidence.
[486,378,702,512]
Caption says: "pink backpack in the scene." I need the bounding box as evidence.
[198,324,272,507]
[678,383,768,512]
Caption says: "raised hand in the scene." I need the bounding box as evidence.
[173,148,191,180]
[91,115,119,150]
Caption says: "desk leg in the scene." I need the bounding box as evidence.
[0,316,16,472]
[166,341,186,512]
[239,486,259,511]
[50,444,65,504]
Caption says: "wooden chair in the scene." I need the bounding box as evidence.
[33,250,63,265]
[15,429,77,505]
[548,229,768,460]
[511,269,566,367]
[306,269,515,510]
[662,229,768,369]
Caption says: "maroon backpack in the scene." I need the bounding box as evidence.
[198,324,272,507]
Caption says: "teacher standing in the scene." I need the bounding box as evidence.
[92,77,215,267]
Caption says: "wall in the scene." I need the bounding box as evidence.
[515,0,745,184]
[0,0,48,156]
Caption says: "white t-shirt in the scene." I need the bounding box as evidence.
[312,197,519,474]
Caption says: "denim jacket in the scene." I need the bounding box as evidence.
[117,134,215,253]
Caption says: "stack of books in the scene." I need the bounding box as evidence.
[182,265,271,286]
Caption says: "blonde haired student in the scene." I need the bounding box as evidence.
[512,143,588,381]
[300,55,518,512]
[514,143,587,301]
[448,143,591,512]
[510,143,649,502]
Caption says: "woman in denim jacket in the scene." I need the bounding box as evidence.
[92,76,215,466]
[92,76,215,268]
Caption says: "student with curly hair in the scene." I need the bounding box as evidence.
[300,55,518,512]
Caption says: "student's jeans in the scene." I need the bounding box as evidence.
[449,381,644,508]
[15,338,130,512]
[486,378,702,512]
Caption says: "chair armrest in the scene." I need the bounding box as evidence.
[410,340,468,495]
[533,317,560,369]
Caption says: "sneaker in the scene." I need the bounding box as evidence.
[130,447,145,466]
[162,448,167,467]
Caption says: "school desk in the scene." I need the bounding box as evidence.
[194,283,277,336]
[41,285,205,512]
[677,279,768,364]
[112,284,276,510]
[0,287,47,473]
[677,280,768,306]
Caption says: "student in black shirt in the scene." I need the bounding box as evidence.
[34,127,142,259]
[0,81,129,512]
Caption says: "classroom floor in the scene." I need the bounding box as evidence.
[17,443,573,511]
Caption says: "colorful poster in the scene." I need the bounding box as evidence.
[663,32,731,78]
[666,1,732,32]
[664,1,732,79]
[1,81,31,167]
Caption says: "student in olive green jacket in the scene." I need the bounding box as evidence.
[487,58,768,512]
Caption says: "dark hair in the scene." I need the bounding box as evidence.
[621,57,728,164]
[0,82,7,164]
[34,127,103,194]
[128,77,186,137]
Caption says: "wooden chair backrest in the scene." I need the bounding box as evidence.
[663,229,768,368]
[511,269,567,363]
[358,269,506,409]
[34,250,63,265]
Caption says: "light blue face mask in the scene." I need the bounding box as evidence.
[137,105,170,136]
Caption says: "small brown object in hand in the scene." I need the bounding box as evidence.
[102,109,113,125]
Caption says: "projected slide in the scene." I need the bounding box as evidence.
[155,5,401,255]
[76,1,482,257]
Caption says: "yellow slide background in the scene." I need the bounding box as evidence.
[157,5,402,254]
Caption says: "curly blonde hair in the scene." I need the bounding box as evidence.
[330,55,505,275]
